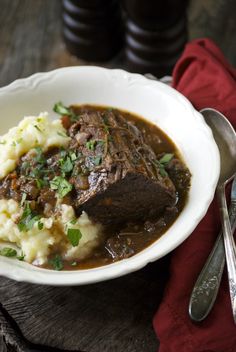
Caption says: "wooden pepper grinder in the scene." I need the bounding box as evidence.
[62,0,124,61]
[124,0,188,77]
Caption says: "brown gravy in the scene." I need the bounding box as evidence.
[47,105,190,270]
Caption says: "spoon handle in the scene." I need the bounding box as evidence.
[189,205,236,322]
[217,184,236,323]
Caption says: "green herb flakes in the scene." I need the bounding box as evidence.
[97,140,105,147]
[159,164,168,177]
[104,125,109,133]
[21,161,30,173]
[59,156,73,174]
[20,192,27,206]
[17,252,25,261]
[60,149,67,158]
[67,228,82,247]
[86,140,96,151]
[33,147,46,165]
[159,153,174,164]
[36,179,46,189]
[50,176,72,198]
[57,131,68,138]
[17,202,41,232]
[154,153,174,178]
[53,102,72,116]
[38,221,44,230]
[0,247,17,257]
[0,140,6,145]
[71,261,77,266]
[70,152,77,161]
[88,156,102,167]
[53,102,78,122]
[16,138,23,144]
[34,125,42,132]
[49,255,63,271]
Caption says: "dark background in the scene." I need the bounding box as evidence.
[0,0,236,88]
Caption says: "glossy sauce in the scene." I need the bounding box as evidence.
[54,105,190,270]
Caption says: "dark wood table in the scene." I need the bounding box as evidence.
[0,1,171,351]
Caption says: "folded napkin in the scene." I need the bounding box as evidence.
[153,38,236,352]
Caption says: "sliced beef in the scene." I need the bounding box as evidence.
[68,109,177,224]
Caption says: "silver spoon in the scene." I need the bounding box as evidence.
[189,176,236,321]
[189,108,236,322]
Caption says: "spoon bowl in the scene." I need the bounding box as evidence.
[201,108,236,184]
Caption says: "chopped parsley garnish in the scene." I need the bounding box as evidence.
[17,252,25,261]
[88,155,102,166]
[11,141,16,147]
[17,202,41,232]
[16,138,23,144]
[156,162,168,177]
[97,140,105,147]
[92,156,102,166]
[33,147,46,165]
[0,140,6,145]
[60,149,67,158]
[159,153,174,164]
[0,247,17,257]
[67,228,82,247]
[21,161,30,174]
[57,131,68,138]
[34,125,42,132]
[53,102,78,121]
[103,114,109,125]
[154,153,174,177]
[103,114,110,133]
[20,192,27,206]
[36,179,47,189]
[86,140,96,151]
[38,221,44,230]
[50,176,72,198]
[29,166,43,178]
[70,152,77,161]
[53,102,72,116]
[49,255,63,271]
[59,156,73,174]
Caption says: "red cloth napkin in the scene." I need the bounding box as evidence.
[153,38,236,352]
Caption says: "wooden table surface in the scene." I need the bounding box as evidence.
[0,1,171,351]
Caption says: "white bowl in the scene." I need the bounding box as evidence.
[0,66,220,285]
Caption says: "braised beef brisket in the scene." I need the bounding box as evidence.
[68,109,177,223]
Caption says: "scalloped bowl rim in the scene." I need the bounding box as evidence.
[0,66,220,285]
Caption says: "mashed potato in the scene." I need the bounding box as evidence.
[0,112,102,267]
[0,199,101,266]
[0,112,70,179]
